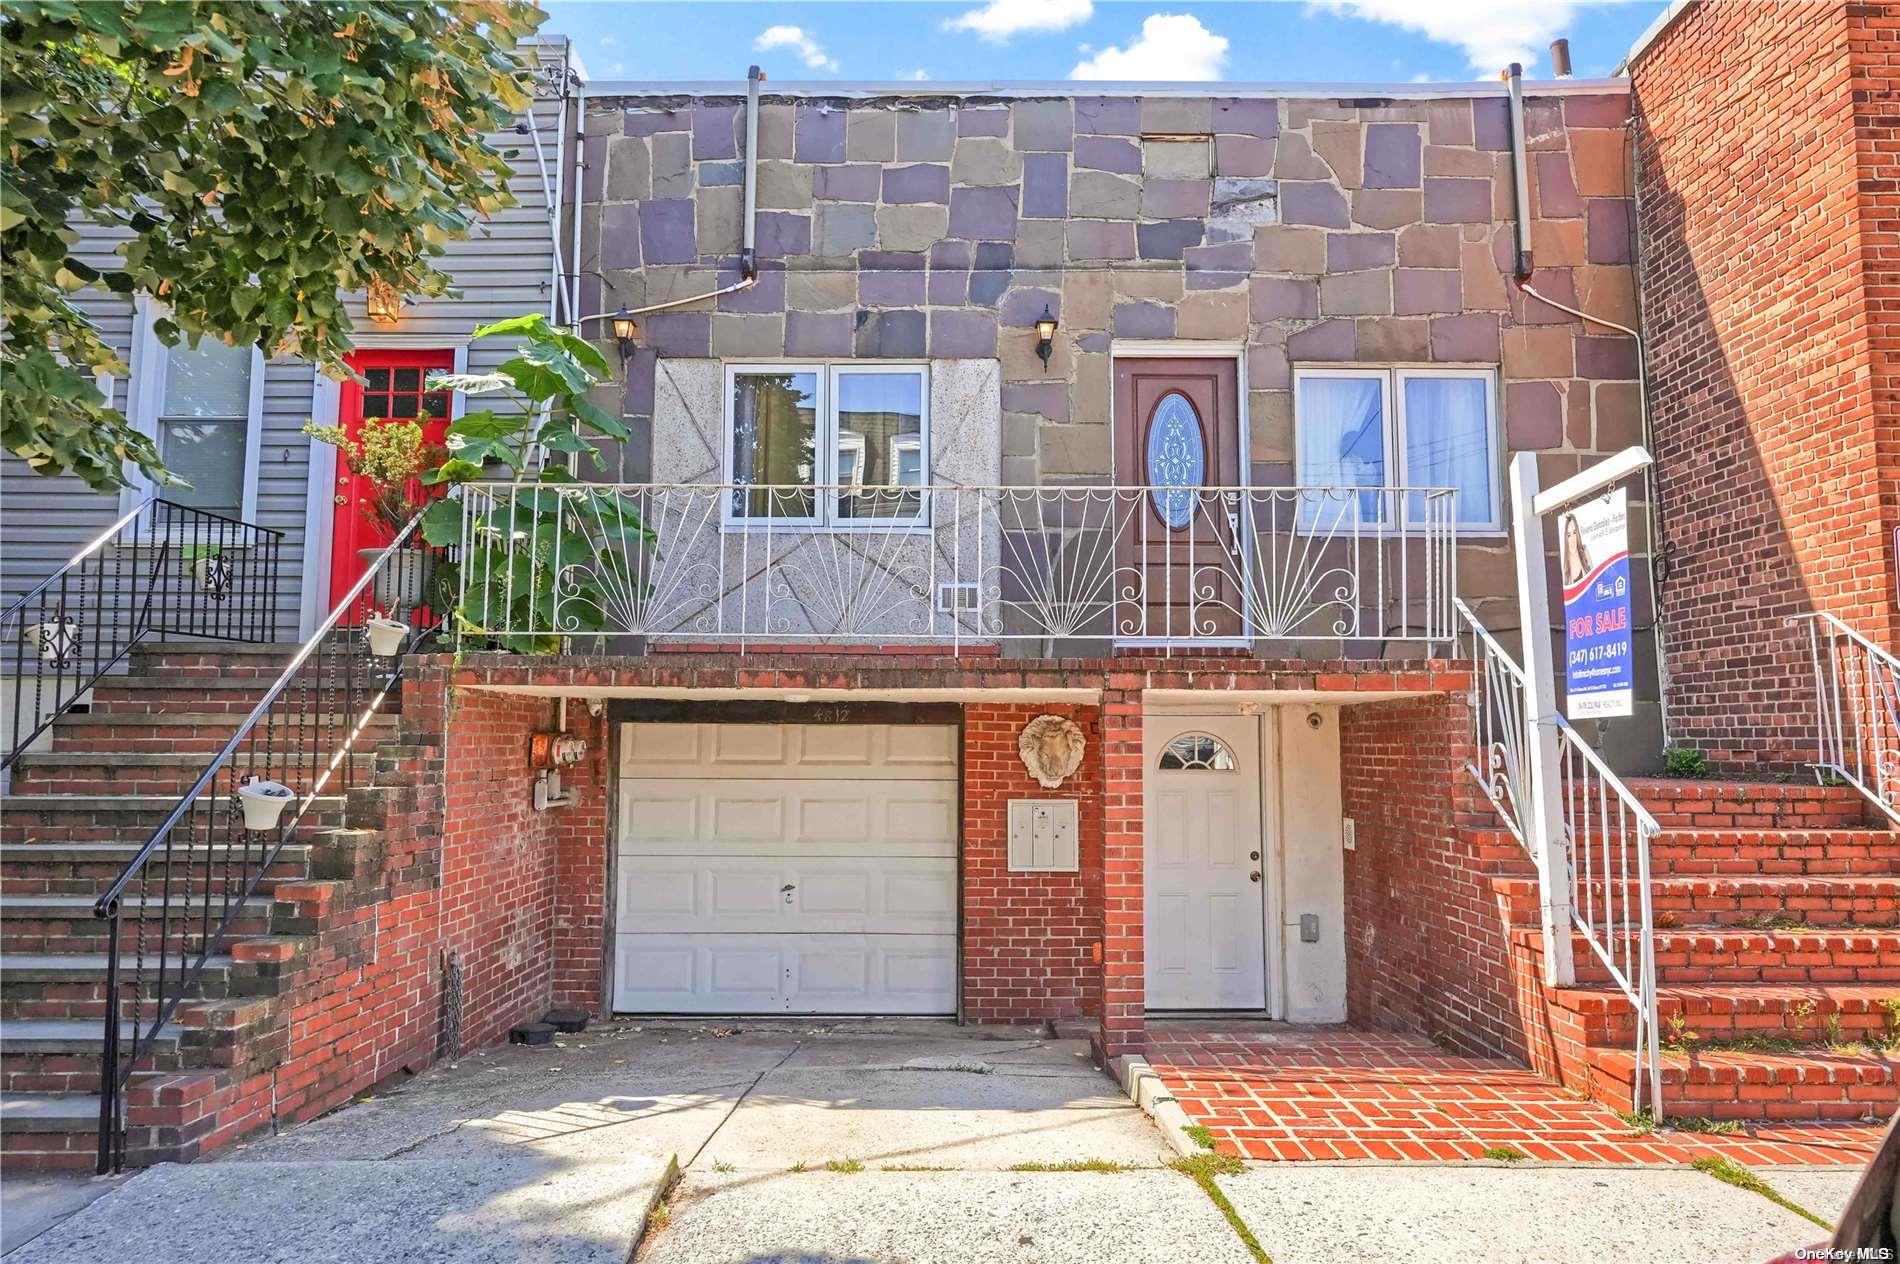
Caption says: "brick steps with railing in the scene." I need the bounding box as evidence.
[0,644,350,1170]
[1484,779,1900,1124]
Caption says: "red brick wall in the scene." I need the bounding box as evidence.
[1340,693,1524,1060]
[1633,0,1895,769]
[1851,4,1900,650]
[961,704,1102,1025]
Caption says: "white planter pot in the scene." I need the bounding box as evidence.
[190,555,231,599]
[365,616,409,658]
[361,548,436,618]
[28,618,80,664]
[236,778,294,832]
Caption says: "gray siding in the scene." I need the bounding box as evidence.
[1,41,575,638]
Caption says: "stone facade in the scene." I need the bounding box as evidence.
[577,85,1657,734]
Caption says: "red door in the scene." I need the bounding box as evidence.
[326,349,456,610]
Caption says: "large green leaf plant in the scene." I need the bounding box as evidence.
[419,314,649,653]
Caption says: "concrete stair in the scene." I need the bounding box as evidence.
[1484,778,1900,1124]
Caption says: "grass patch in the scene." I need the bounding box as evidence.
[881,1164,954,1172]
[1183,1123,1218,1151]
[1669,1115,1745,1135]
[1171,1154,1269,1264]
[1617,1107,1657,1135]
[1480,1145,1528,1162]
[1007,1158,1132,1173]
[709,1159,734,1173]
[643,1199,670,1234]
[1693,1156,1830,1230]
[823,1158,865,1173]
[787,1161,808,1173]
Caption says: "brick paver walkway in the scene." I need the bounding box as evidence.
[1147,1027,1887,1166]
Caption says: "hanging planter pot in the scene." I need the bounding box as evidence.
[236,777,295,832]
[361,547,437,619]
[27,617,80,666]
[365,616,409,658]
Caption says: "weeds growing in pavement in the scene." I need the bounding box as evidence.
[1694,1157,1829,1230]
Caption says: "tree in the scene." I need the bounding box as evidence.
[0,0,544,493]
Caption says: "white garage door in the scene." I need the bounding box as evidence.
[614,721,958,1014]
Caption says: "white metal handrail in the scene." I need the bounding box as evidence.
[1457,600,1663,1116]
[454,482,1459,651]
[1794,613,1900,825]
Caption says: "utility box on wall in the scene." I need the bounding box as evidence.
[1007,799,1079,872]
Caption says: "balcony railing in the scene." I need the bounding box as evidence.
[454,482,1458,652]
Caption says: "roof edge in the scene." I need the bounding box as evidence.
[575,76,1630,101]
[1616,0,1698,75]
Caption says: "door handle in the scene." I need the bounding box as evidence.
[1249,851,1260,861]
[1249,870,1261,883]
[781,882,796,904]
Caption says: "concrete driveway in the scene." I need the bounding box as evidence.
[0,1017,1871,1263]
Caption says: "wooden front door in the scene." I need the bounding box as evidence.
[326,348,455,610]
[1113,357,1243,641]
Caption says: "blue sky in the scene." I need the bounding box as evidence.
[541,1,1669,86]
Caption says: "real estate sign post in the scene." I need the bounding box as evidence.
[1560,489,1635,719]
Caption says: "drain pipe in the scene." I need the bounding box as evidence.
[574,64,759,330]
[1505,62,1534,281]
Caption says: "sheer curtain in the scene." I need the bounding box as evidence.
[1296,375,1386,530]
[1402,375,1492,526]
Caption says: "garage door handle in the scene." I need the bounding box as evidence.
[781,883,796,904]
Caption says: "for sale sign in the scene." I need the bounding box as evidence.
[1560,489,1634,719]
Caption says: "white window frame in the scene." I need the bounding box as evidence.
[120,297,267,526]
[720,361,931,531]
[1292,364,1502,534]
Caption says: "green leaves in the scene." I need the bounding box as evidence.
[2,0,544,490]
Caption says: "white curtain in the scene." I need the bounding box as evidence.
[1297,375,1386,530]
[1403,376,1491,526]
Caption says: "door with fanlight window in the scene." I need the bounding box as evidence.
[326,349,456,611]
[1112,358,1243,641]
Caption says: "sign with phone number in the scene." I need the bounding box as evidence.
[1561,489,1634,719]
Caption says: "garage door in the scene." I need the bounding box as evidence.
[614,721,958,1014]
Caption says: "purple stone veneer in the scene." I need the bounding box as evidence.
[882,164,951,205]
[1074,136,1141,175]
[638,200,695,263]
[928,309,998,357]
[794,106,846,162]
[949,186,1019,240]
[1363,124,1422,189]
[1022,154,1068,218]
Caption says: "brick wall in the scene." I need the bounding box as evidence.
[960,704,1102,1024]
[1851,4,1900,654]
[1340,692,1523,1060]
[1632,0,1897,769]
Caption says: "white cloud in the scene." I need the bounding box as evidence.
[901,68,931,80]
[1070,13,1228,81]
[754,24,840,73]
[1312,0,1581,75]
[598,34,618,48]
[946,0,1094,42]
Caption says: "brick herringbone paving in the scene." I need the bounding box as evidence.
[1147,1028,1888,1165]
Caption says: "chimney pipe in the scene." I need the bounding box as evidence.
[1550,38,1572,78]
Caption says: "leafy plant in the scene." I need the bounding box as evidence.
[1664,746,1710,778]
[1,1,541,492]
[303,416,449,534]
[417,313,641,653]
[1692,1156,1829,1230]
[1480,1145,1527,1162]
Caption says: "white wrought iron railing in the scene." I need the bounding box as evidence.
[454,482,1458,651]
[1458,600,1663,1116]
[1794,612,1900,824]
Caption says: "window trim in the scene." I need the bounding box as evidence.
[1292,364,1502,534]
[720,361,931,532]
[121,297,267,525]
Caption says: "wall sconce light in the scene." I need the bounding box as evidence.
[1033,305,1058,371]
[366,280,402,327]
[610,306,639,366]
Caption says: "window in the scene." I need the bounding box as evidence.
[128,305,263,521]
[726,363,927,525]
[1293,367,1500,531]
[1157,733,1238,771]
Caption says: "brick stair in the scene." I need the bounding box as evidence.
[0,642,344,1170]
[1481,778,1900,1124]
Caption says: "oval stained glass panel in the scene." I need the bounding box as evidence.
[1145,392,1205,529]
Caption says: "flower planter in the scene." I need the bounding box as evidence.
[365,617,409,658]
[27,617,80,665]
[236,778,294,832]
[361,547,437,618]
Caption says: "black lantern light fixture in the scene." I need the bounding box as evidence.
[1033,305,1059,371]
[610,306,639,366]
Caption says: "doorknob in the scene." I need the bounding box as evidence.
[1249,851,1260,861]
[1249,870,1261,883]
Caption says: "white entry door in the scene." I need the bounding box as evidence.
[1144,713,1267,1010]
[614,721,958,1014]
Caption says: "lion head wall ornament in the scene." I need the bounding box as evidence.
[1018,714,1086,789]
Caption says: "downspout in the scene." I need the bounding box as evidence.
[574,64,759,330]
[1508,67,1674,750]
[569,74,586,327]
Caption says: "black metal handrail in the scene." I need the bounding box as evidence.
[90,514,445,1173]
[3,498,285,770]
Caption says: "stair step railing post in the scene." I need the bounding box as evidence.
[1793,612,1900,824]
